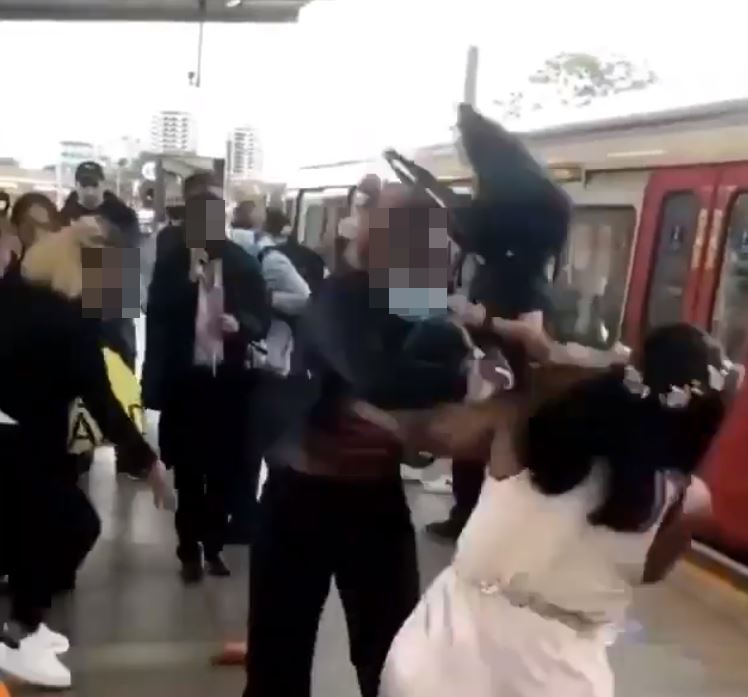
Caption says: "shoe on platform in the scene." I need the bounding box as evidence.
[0,626,72,688]
[422,475,453,495]
[180,559,204,584]
[35,624,70,654]
[425,517,464,542]
[400,464,424,483]
[205,554,231,578]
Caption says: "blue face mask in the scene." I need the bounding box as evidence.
[388,287,448,320]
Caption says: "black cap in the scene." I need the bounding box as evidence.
[75,161,105,186]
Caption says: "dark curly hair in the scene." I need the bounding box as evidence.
[518,324,726,532]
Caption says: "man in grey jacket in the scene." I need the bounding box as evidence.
[254,208,312,375]
[227,208,312,544]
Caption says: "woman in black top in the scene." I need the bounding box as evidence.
[0,218,167,689]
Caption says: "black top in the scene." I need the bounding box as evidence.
[0,275,155,472]
[141,239,271,410]
[60,191,140,247]
[300,270,468,423]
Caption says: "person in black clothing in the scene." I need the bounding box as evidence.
[0,219,167,689]
[60,161,144,476]
[243,183,506,697]
[386,104,571,541]
[156,170,223,261]
[142,192,271,583]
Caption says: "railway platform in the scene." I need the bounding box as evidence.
[1,449,746,697]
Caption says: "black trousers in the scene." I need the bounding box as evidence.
[159,368,249,562]
[450,458,485,526]
[228,373,289,540]
[245,467,420,697]
[0,426,101,630]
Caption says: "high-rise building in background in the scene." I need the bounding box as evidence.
[227,125,263,180]
[150,110,197,154]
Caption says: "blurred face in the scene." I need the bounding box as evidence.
[185,197,226,249]
[248,204,265,230]
[19,203,56,248]
[76,179,104,210]
[367,184,450,287]
[366,184,450,319]
[81,246,124,318]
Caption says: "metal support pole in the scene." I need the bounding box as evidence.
[463,45,479,106]
[194,0,206,88]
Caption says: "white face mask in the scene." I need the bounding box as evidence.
[388,287,448,320]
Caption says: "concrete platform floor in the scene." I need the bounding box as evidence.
[3,449,748,696]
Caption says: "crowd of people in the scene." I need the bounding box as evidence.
[0,103,743,697]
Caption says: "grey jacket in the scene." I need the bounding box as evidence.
[257,237,311,316]
[255,237,311,375]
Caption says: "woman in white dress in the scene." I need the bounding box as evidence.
[379,323,729,697]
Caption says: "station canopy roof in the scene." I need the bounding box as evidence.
[0,0,312,22]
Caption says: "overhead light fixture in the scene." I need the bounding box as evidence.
[607,149,666,159]
[225,0,243,8]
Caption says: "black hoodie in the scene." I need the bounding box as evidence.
[60,191,140,246]
[60,191,141,368]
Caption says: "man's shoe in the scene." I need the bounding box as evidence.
[0,626,72,688]
[205,554,231,578]
[422,475,453,495]
[34,624,70,655]
[425,517,464,542]
[180,559,204,584]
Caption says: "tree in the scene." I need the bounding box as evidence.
[494,52,657,120]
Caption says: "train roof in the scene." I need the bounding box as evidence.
[415,97,748,178]
[290,97,748,188]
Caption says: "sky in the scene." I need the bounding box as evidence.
[2,0,748,178]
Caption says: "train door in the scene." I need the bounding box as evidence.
[624,167,720,347]
[693,164,748,562]
[297,191,326,250]
[320,187,353,271]
[693,163,748,364]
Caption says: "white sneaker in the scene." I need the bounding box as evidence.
[35,623,70,654]
[0,628,72,688]
[400,464,423,483]
[422,475,453,495]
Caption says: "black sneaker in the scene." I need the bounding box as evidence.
[425,517,464,542]
[205,554,231,578]
[180,559,204,584]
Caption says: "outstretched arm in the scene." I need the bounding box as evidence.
[350,398,513,462]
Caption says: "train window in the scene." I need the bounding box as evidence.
[645,191,700,330]
[302,204,325,250]
[712,192,748,362]
[552,206,636,348]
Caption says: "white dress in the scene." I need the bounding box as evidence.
[380,467,675,697]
